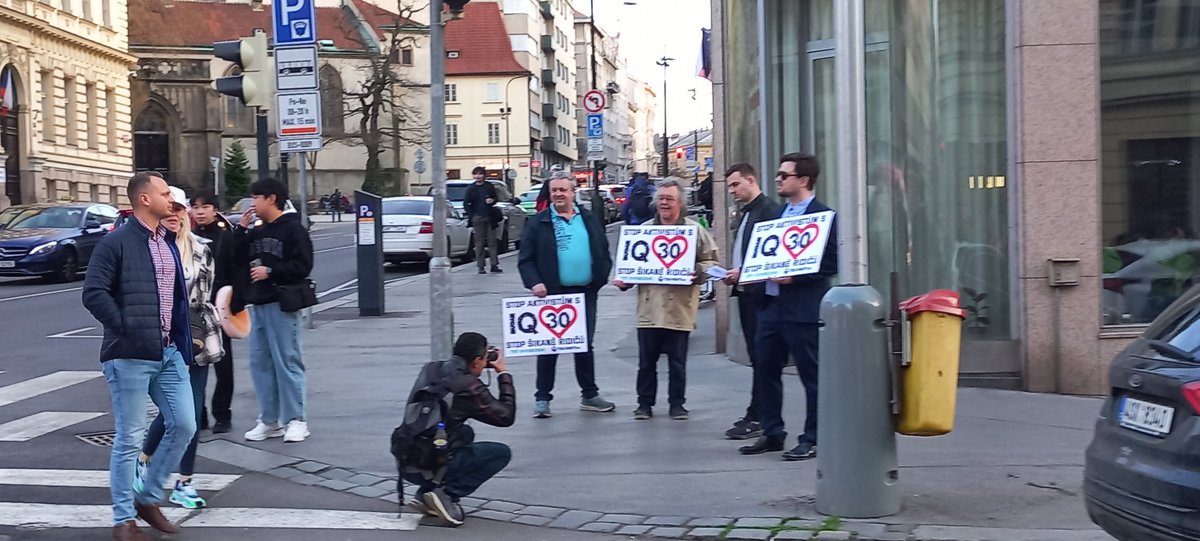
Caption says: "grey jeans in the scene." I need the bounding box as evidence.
[472,215,500,268]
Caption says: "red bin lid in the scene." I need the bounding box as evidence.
[898,289,966,318]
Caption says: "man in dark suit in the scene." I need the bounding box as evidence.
[739,153,837,461]
[720,163,782,440]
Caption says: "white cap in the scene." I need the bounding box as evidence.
[169,186,187,208]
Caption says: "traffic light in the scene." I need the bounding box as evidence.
[213,29,272,109]
[675,147,686,159]
[595,160,607,171]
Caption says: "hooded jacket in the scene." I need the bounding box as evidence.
[236,212,314,306]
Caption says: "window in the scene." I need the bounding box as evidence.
[446,169,461,180]
[319,65,344,134]
[41,71,53,142]
[85,83,97,149]
[446,123,458,146]
[485,82,500,102]
[487,122,500,144]
[444,83,457,102]
[1100,0,1200,325]
[81,0,90,19]
[400,48,413,66]
[105,88,117,151]
[101,0,110,26]
[61,0,69,12]
[64,76,77,146]
[225,95,252,131]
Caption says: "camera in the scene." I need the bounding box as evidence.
[486,347,499,364]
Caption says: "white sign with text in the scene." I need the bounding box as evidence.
[502,294,588,357]
[738,211,835,283]
[614,225,698,285]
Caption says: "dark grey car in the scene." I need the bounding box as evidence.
[1084,284,1200,541]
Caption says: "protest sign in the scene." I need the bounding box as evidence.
[614,224,698,285]
[738,211,835,283]
[501,293,588,357]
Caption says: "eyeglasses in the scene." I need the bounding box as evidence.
[776,172,803,180]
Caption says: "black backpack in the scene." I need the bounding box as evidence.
[389,361,474,507]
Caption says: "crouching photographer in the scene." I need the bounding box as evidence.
[390,332,516,526]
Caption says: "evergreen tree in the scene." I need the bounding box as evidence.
[224,140,252,200]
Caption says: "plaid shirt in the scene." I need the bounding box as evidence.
[138,217,175,341]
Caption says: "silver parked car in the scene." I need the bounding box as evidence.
[381,196,473,266]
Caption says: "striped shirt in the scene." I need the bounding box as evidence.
[138,217,175,341]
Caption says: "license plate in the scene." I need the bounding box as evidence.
[1119,397,1175,436]
[0,261,14,268]
[383,226,406,233]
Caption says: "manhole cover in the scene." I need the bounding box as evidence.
[314,308,423,321]
[76,404,161,447]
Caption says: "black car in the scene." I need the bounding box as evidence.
[1084,284,1200,541]
[0,203,118,282]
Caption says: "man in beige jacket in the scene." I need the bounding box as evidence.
[613,179,720,421]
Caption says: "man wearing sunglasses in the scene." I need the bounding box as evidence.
[739,153,838,461]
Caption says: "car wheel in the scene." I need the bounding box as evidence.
[56,249,79,283]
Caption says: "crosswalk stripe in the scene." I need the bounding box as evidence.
[0,503,421,530]
[0,371,100,407]
[0,469,241,491]
[0,412,105,442]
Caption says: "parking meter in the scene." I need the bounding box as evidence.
[355,190,384,316]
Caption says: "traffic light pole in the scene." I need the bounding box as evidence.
[429,0,454,362]
[256,110,270,181]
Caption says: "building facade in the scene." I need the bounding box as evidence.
[712,0,1200,395]
[0,0,136,208]
[625,73,657,175]
[573,13,629,179]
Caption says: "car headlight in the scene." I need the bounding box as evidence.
[28,241,58,256]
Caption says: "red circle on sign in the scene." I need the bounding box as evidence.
[583,90,606,113]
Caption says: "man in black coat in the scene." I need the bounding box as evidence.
[517,171,616,418]
[464,166,502,274]
[739,153,837,461]
[720,163,782,440]
[190,189,238,434]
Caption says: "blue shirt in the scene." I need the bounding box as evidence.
[766,195,815,297]
[552,205,593,287]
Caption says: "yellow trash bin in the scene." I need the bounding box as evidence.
[896,289,964,436]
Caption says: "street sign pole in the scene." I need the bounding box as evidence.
[428,0,453,361]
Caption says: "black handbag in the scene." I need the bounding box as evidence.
[276,279,318,312]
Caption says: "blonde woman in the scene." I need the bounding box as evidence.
[135,196,225,509]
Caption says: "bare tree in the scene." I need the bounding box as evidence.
[337,0,431,195]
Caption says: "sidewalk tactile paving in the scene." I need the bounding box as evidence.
[519,505,567,519]
[689,518,733,528]
[481,500,525,513]
[646,516,691,526]
[686,527,727,539]
[293,461,330,473]
[470,509,518,522]
[511,515,554,527]
[579,522,623,534]
[735,517,782,528]
[599,513,646,524]
[724,529,772,540]
[547,510,604,529]
[650,526,689,538]
[616,525,654,536]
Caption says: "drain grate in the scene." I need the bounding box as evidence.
[75,404,162,447]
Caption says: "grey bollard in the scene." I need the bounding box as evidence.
[815,284,900,518]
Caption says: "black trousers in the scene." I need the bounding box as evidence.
[210,333,234,423]
[737,291,763,422]
[535,288,599,402]
[755,300,819,444]
[636,328,689,408]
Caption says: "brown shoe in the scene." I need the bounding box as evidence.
[112,520,151,541]
[134,501,178,534]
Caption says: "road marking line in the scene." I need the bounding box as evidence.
[314,245,353,255]
[0,411,105,441]
[0,286,83,303]
[46,327,101,339]
[317,278,357,298]
[0,469,241,491]
[0,503,421,530]
[0,371,100,407]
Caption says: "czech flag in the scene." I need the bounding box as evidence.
[696,28,712,80]
[0,68,13,116]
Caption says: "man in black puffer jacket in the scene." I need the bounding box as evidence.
[83,171,196,540]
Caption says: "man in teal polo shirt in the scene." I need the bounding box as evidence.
[518,172,616,418]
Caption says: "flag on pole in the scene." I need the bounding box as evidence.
[696,28,712,80]
[0,67,13,115]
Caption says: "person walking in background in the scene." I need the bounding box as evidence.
[720,163,782,441]
[83,172,196,540]
[518,171,617,419]
[739,153,838,461]
[465,166,502,274]
[330,189,344,222]
[612,179,719,421]
[190,190,238,434]
[238,178,316,444]
[137,195,224,510]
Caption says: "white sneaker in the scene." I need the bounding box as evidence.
[283,420,310,443]
[243,421,284,441]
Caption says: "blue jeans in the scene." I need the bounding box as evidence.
[249,303,306,424]
[101,345,196,525]
[144,363,208,476]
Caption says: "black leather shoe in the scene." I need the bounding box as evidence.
[738,436,785,455]
[633,406,652,420]
[724,418,763,440]
[782,441,817,461]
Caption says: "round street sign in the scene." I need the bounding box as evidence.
[414,160,427,174]
[583,90,606,113]
[415,148,426,160]
[506,169,518,180]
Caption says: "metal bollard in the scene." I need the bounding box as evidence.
[816,284,900,518]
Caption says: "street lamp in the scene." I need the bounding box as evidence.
[501,74,526,192]
[656,56,673,177]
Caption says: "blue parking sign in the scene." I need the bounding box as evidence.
[274,0,317,46]
[586,114,603,138]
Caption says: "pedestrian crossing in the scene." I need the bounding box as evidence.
[0,370,106,442]
[0,469,421,531]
